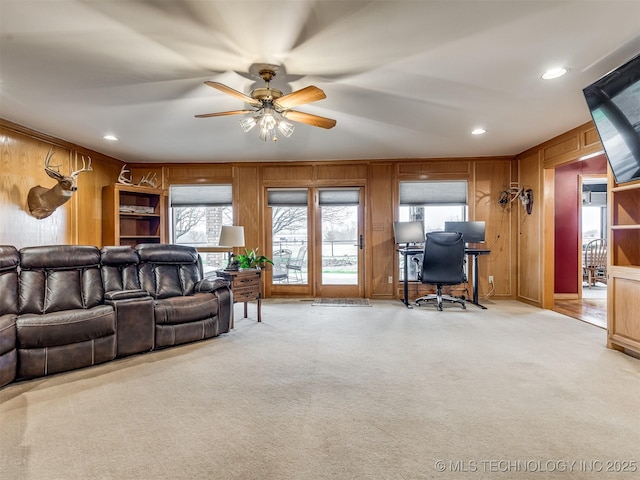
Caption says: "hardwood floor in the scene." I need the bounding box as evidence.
[553,284,607,329]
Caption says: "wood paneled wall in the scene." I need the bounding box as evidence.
[368,163,395,298]
[392,158,516,300]
[13,117,614,303]
[516,121,605,308]
[132,159,516,299]
[473,160,517,298]
[0,120,123,249]
[516,149,545,306]
[0,117,519,299]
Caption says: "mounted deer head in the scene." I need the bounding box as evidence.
[27,149,93,219]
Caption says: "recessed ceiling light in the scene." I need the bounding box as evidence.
[103,134,118,141]
[542,67,568,80]
[471,128,486,135]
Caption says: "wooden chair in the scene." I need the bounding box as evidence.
[583,238,607,288]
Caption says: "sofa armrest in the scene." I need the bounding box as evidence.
[104,289,149,302]
[199,280,233,333]
[195,278,230,293]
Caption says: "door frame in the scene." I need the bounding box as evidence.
[263,186,365,298]
[314,187,365,298]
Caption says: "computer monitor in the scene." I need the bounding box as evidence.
[444,221,486,243]
[393,221,425,245]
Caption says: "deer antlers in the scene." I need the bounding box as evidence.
[71,156,93,176]
[118,164,158,188]
[118,165,133,185]
[138,172,158,188]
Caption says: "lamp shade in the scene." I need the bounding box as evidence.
[218,226,245,247]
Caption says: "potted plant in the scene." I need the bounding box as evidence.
[235,248,273,270]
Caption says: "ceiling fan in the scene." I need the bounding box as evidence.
[195,67,336,141]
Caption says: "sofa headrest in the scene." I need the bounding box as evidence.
[136,243,198,264]
[20,245,101,270]
[0,245,19,271]
[101,246,140,266]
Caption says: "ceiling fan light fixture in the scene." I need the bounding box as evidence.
[258,124,273,142]
[198,67,335,142]
[277,118,295,137]
[239,117,257,132]
[259,108,277,131]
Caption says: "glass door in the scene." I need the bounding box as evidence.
[266,187,364,298]
[267,188,311,296]
[315,188,364,297]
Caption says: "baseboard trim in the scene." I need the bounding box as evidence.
[554,293,579,300]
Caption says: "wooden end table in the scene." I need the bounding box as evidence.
[215,269,262,328]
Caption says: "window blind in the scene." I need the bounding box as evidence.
[169,184,232,207]
[399,180,468,205]
[318,189,360,205]
[267,189,309,206]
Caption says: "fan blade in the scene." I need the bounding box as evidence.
[274,86,326,109]
[204,81,261,106]
[195,110,254,118]
[283,111,336,129]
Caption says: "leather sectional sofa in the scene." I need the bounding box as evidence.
[0,243,232,388]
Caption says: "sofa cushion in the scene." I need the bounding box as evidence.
[16,306,115,348]
[138,263,200,299]
[0,246,19,315]
[19,246,104,314]
[100,246,141,292]
[136,244,199,264]
[17,336,116,379]
[0,314,16,355]
[20,245,101,269]
[153,293,219,325]
[0,348,17,387]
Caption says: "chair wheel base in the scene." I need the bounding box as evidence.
[415,293,466,311]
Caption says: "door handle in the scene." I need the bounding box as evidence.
[359,234,363,250]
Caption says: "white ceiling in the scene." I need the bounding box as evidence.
[1,0,639,164]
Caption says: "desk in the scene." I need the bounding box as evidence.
[397,246,423,308]
[397,246,491,308]
[465,247,491,309]
[215,269,262,327]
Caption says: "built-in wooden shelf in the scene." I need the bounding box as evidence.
[608,177,640,356]
[102,184,166,247]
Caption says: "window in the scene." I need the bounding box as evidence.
[398,180,468,280]
[169,184,233,275]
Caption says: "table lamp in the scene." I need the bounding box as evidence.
[218,225,245,271]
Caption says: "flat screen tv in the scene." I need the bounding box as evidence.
[393,221,425,245]
[583,53,640,184]
[444,221,486,243]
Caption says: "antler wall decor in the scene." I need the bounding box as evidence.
[117,164,158,188]
[27,149,93,219]
[117,164,133,185]
[138,172,158,188]
[498,182,533,215]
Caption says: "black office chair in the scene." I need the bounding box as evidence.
[414,231,466,311]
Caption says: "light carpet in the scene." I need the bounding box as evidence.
[1,300,639,480]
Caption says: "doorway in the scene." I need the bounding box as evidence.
[551,160,608,328]
[579,176,607,326]
[266,187,364,297]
